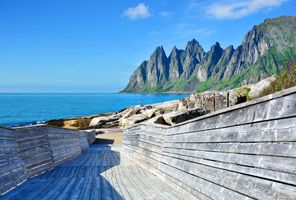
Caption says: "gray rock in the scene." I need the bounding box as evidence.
[178,90,243,113]
[142,108,157,118]
[89,115,120,127]
[248,76,276,99]
[156,108,208,126]
[120,114,150,128]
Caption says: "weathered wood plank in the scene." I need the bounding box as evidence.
[1,145,188,200]
[123,88,296,200]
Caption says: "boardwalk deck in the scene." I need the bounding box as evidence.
[0,144,185,200]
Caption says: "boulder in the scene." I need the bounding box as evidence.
[156,108,208,126]
[120,114,150,128]
[178,90,243,112]
[119,106,141,119]
[153,100,179,113]
[248,76,276,99]
[142,108,157,118]
[89,115,120,127]
[154,109,165,115]
[214,92,228,110]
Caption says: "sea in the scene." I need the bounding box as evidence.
[0,93,188,127]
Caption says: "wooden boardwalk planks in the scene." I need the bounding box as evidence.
[1,145,188,200]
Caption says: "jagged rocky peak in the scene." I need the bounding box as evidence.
[151,46,166,57]
[210,42,222,51]
[149,46,168,67]
[122,16,296,93]
[181,39,206,79]
[240,25,269,65]
[210,45,235,79]
[169,45,186,59]
[225,45,234,52]
[186,39,202,50]
[185,39,205,61]
[146,46,169,87]
[169,46,184,80]
[205,42,224,77]
[207,42,224,58]
[170,46,179,55]
[123,60,148,91]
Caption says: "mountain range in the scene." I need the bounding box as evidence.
[122,16,296,93]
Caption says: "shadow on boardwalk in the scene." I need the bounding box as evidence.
[1,145,124,200]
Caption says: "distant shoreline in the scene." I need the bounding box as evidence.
[3,121,46,128]
[0,93,188,128]
[119,91,192,94]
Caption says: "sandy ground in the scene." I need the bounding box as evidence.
[93,128,123,146]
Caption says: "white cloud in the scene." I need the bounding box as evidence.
[206,0,285,19]
[124,3,151,20]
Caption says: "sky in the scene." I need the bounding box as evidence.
[0,0,295,93]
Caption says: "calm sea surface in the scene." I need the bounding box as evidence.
[0,93,187,127]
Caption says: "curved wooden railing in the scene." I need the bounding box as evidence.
[0,125,95,195]
[123,86,296,200]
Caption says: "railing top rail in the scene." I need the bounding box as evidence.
[124,85,296,131]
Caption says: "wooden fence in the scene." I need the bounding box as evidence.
[0,125,95,195]
[123,86,296,199]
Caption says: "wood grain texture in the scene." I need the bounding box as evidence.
[123,87,296,200]
[0,128,27,195]
[1,145,191,200]
[0,126,94,195]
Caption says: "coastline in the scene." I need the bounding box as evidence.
[45,76,279,130]
[119,91,192,94]
[0,93,187,128]
[1,76,281,130]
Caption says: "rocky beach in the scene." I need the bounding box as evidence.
[46,76,277,145]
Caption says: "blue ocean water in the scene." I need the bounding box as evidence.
[0,93,187,127]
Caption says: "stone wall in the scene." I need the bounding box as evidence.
[0,125,94,195]
[123,86,296,200]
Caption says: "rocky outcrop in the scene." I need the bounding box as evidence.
[95,77,278,128]
[46,113,113,129]
[178,90,243,112]
[89,115,121,128]
[46,76,280,129]
[156,108,208,126]
[123,16,296,93]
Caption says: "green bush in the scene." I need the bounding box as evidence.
[275,62,296,91]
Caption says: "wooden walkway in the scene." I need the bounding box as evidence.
[1,145,184,200]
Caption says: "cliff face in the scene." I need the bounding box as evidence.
[122,16,296,93]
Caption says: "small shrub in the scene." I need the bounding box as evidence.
[235,87,251,100]
[275,61,296,91]
[73,118,91,128]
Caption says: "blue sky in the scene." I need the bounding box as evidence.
[0,0,295,93]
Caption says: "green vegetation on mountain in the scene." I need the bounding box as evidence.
[122,16,296,93]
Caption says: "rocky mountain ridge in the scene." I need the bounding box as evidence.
[122,16,296,93]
